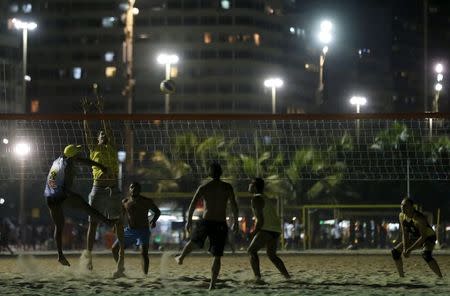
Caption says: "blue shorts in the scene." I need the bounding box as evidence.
[116,227,150,249]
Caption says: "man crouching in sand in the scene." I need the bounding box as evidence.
[175,162,239,290]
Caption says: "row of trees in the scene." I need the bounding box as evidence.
[134,121,450,209]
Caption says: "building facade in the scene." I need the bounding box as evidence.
[4,0,317,114]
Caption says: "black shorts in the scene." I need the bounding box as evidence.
[45,193,67,206]
[191,220,228,257]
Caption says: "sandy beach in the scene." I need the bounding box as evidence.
[0,251,449,295]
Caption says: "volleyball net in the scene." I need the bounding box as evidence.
[0,113,449,183]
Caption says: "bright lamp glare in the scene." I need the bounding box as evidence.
[322,46,329,54]
[318,32,332,44]
[264,78,283,88]
[157,53,179,65]
[435,63,444,74]
[350,96,367,106]
[132,7,139,15]
[0,198,5,205]
[320,20,332,32]
[14,142,31,157]
[2,138,8,144]
[437,73,443,82]
[435,83,443,92]
[12,18,37,30]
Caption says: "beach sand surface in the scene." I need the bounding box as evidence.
[0,252,449,295]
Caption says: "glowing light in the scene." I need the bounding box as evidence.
[437,73,443,81]
[435,63,444,74]
[11,18,37,30]
[264,78,283,88]
[0,198,5,205]
[350,96,367,106]
[2,138,9,144]
[14,142,31,157]
[435,83,443,92]
[157,53,179,65]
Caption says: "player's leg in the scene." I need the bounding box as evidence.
[65,191,113,225]
[247,231,267,281]
[266,233,290,279]
[109,188,125,276]
[209,256,221,290]
[391,242,404,277]
[208,222,227,290]
[48,203,70,266]
[422,239,442,277]
[84,186,104,270]
[141,243,150,275]
[176,221,205,265]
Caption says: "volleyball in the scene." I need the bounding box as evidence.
[160,79,176,94]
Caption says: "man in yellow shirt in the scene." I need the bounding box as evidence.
[391,197,442,277]
[247,178,290,283]
[81,98,125,278]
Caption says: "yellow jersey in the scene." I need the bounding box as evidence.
[90,144,118,183]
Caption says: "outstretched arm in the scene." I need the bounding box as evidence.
[405,216,430,255]
[95,96,116,146]
[229,187,239,232]
[251,197,264,234]
[81,97,94,151]
[74,156,107,172]
[186,187,202,233]
[147,199,161,228]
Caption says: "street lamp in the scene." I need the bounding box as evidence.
[432,63,444,113]
[117,151,126,192]
[349,96,367,114]
[349,96,367,144]
[264,78,283,114]
[14,142,31,243]
[317,20,333,107]
[157,53,179,114]
[11,18,37,113]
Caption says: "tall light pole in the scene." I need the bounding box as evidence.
[122,0,138,173]
[264,78,283,114]
[11,18,37,113]
[350,96,367,143]
[317,20,333,107]
[14,142,31,244]
[157,53,179,114]
[430,63,444,138]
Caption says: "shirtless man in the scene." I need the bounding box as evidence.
[247,178,290,283]
[112,182,160,276]
[391,197,442,277]
[175,162,239,290]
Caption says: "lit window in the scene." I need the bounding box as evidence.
[22,3,32,13]
[119,3,129,11]
[73,67,82,79]
[105,66,117,77]
[31,100,39,113]
[220,0,231,10]
[104,51,115,62]
[253,33,260,46]
[102,17,117,28]
[204,32,212,44]
[9,4,19,13]
[170,66,178,78]
[242,35,251,42]
[228,35,236,43]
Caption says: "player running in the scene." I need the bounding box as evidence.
[247,178,290,283]
[175,162,239,290]
[112,182,160,276]
[391,197,442,277]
